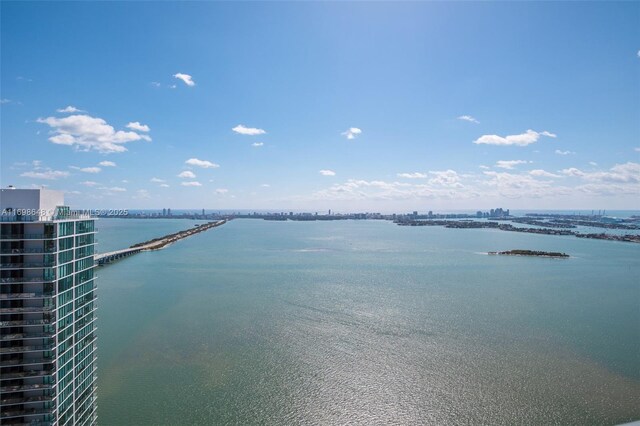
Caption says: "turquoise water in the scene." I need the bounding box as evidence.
[96,219,640,425]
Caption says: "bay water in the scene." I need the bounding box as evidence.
[95,218,640,425]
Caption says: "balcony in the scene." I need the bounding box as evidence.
[0,396,55,408]
[0,407,55,419]
[0,368,56,380]
[1,332,55,341]
[0,262,56,269]
[0,394,55,406]
[0,293,54,300]
[0,234,57,240]
[0,319,53,327]
[0,383,54,392]
[0,358,54,367]
[0,247,57,254]
[0,344,56,354]
[0,306,55,314]
[0,277,55,284]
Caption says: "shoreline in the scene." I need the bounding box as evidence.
[488,249,570,258]
[396,219,640,244]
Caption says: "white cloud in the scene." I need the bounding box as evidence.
[81,181,98,186]
[312,164,640,203]
[589,162,598,166]
[232,124,266,136]
[496,160,529,169]
[80,167,101,173]
[134,189,151,199]
[126,122,150,132]
[37,114,151,153]
[185,158,219,168]
[0,99,11,104]
[178,171,197,179]
[342,127,362,140]
[428,170,463,187]
[555,149,575,155]
[101,186,127,192]
[150,177,165,183]
[319,169,336,176]
[634,147,640,152]
[181,181,202,187]
[313,178,475,202]
[32,160,42,168]
[173,73,195,87]
[473,129,556,146]
[150,82,161,88]
[57,106,84,114]
[397,172,428,179]
[98,161,116,167]
[260,184,271,188]
[482,171,569,198]
[561,167,584,177]
[160,184,170,188]
[20,170,70,180]
[562,162,640,184]
[529,169,561,178]
[457,115,479,124]
[215,188,228,194]
[252,142,264,147]
[479,165,490,170]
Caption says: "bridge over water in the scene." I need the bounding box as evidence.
[94,219,226,265]
[95,247,144,265]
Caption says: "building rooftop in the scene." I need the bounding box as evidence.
[0,188,89,222]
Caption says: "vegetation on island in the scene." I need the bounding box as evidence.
[488,249,569,258]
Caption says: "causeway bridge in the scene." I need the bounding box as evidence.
[95,247,144,265]
[94,219,227,266]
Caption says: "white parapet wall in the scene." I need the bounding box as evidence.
[0,188,65,220]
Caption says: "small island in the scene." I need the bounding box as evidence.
[488,249,569,258]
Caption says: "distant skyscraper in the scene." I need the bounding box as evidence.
[1,189,98,425]
[162,208,167,216]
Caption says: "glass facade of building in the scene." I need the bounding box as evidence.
[1,206,97,425]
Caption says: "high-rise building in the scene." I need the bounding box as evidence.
[1,189,98,425]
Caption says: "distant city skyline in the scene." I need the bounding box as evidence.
[1,2,639,211]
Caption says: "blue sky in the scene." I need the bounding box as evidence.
[1,2,639,212]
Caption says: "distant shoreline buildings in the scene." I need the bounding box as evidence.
[103,207,513,221]
[93,204,639,243]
